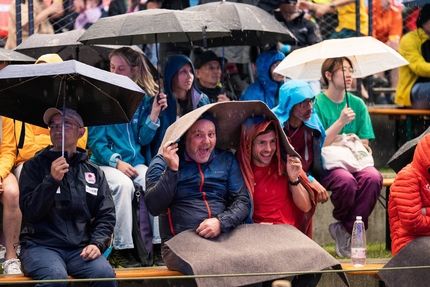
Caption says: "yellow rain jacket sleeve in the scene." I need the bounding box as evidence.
[15,121,88,166]
[0,117,17,180]
[395,28,430,106]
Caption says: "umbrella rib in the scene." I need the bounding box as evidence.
[0,76,41,93]
[80,78,130,118]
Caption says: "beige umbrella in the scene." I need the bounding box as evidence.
[274,36,409,81]
[158,101,298,157]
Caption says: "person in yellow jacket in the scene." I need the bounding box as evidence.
[395,4,430,109]
[13,54,88,179]
[0,116,23,274]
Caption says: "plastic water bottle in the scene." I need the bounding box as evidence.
[351,216,366,267]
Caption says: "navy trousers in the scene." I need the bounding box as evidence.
[19,241,117,287]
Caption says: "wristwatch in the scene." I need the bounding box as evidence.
[330,1,336,8]
[289,176,301,186]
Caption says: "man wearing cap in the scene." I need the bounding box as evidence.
[193,50,237,103]
[14,54,88,180]
[144,112,250,269]
[18,108,117,286]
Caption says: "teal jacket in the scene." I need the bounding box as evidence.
[88,96,159,167]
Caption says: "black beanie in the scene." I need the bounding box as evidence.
[417,4,430,28]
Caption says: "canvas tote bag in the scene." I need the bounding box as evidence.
[321,133,374,173]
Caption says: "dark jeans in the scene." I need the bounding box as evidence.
[19,241,117,287]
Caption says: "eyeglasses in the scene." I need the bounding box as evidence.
[299,98,315,108]
[338,67,355,74]
[48,122,78,131]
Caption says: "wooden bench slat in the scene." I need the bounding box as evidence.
[383,178,394,186]
[367,108,430,116]
[0,266,183,282]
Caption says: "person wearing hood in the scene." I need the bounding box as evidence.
[272,80,329,204]
[389,133,430,256]
[239,50,285,109]
[149,54,210,157]
[236,117,321,286]
[395,4,430,109]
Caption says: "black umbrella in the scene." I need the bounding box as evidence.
[185,1,297,47]
[14,30,157,77]
[0,48,36,63]
[387,126,430,173]
[0,60,145,156]
[78,9,230,46]
[78,8,231,90]
[0,60,144,128]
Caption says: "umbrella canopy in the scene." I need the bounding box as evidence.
[403,0,429,7]
[274,36,409,81]
[158,101,299,158]
[0,48,36,63]
[185,1,297,47]
[77,8,231,46]
[0,60,145,128]
[387,126,430,173]
[14,30,157,75]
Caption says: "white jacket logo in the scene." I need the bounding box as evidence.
[85,172,96,184]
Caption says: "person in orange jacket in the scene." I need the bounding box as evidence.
[370,0,403,103]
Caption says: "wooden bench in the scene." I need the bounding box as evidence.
[368,107,430,142]
[341,263,385,286]
[0,266,184,284]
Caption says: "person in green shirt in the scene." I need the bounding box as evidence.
[314,57,382,258]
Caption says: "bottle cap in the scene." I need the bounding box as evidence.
[356,216,362,220]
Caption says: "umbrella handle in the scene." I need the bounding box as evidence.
[202,25,207,50]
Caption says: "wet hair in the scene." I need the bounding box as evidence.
[417,4,430,28]
[109,47,158,95]
[256,123,276,138]
[320,57,354,86]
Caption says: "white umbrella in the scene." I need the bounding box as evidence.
[274,36,409,81]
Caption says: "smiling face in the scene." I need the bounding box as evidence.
[185,119,216,164]
[251,129,277,167]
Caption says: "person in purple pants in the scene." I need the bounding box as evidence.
[314,57,382,258]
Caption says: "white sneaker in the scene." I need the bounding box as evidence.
[2,258,23,274]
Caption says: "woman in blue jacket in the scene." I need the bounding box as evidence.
[150,54,210,157]
[88,47,167,268]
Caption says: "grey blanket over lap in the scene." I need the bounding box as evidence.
[165,224,349,287]
[379,237,430,287]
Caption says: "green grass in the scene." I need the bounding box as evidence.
[322,242,392,259]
